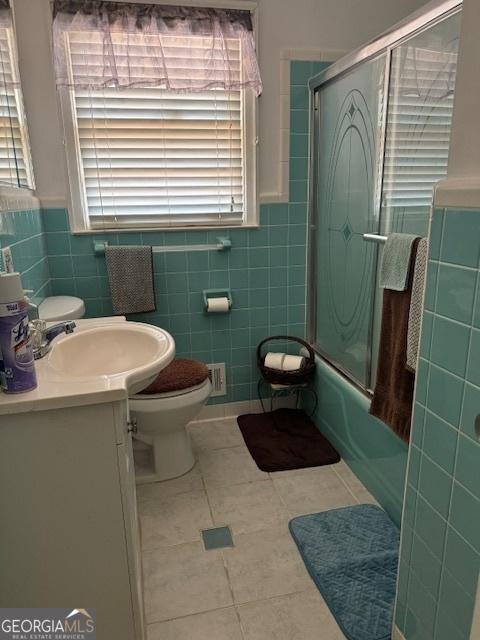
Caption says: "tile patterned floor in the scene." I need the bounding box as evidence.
[136,417,378,640]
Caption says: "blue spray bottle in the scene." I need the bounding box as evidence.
[0,272,37,393]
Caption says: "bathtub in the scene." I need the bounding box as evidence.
[308,355,408,526]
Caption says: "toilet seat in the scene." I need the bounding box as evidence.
[131,378,210,401]
[138,358,209,396]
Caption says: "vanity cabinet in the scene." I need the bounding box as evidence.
[0,399,144,640]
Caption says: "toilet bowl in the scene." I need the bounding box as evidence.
[129,360,212,483]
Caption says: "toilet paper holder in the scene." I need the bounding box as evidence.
[203,289,233,312]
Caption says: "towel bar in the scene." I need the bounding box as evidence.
[363,233,388,243]
[93,237,231,256]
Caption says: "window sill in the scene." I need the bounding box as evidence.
[71,223,260,235]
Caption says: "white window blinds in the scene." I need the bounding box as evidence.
[0,23,34,189]
[65,31,248,228]
[382,46,457,210]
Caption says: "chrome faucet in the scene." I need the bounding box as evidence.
[24,290,39,321]
[30,320,76,360]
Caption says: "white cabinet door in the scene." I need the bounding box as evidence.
[115,402,145,640]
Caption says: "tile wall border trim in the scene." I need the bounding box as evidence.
[435,177,480,209]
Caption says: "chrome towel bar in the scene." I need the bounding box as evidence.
[363,233,388,243]
[93,237,231,255]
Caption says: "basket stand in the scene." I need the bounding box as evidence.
[257,378,318,423]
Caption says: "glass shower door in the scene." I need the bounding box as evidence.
[370,13,461,383]
[310,10,460,391]
[312,55,387,387]
[381,12,460,238]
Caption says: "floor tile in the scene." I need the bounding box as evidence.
[147,607,243,640]
[202,526,234,550]
[272,466,357,517]
[237,589,346,640]
[222,528,312,604]
[352,487,380,506]
[139,489,213,550]
[332,460,364,493]
[207,479,290,535]
[143,542,233,623]
[199,445,268,491]
[334,465,379,505]
[140,417,374,636]
[188,419,245,452]
[136,465,204,503]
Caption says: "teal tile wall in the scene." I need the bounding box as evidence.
[43,60,329,405]
[45,205,306,404]
[395,207,480,640]
[0,207,51,303]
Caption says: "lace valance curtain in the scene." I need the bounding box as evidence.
[52,0,263,95]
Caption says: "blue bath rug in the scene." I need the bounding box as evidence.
[289,504,400,640]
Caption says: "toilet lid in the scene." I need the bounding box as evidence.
[139,358,209,395]
[39,296,85,321]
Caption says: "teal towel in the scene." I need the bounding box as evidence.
[379,233,419,291]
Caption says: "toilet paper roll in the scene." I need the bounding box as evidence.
[264,352,286,371]
[206,296,230,313]
[281,354,305,371]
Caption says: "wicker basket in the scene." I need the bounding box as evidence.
[257,335,316,385]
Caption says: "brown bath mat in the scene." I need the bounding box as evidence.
[237,408,340,472]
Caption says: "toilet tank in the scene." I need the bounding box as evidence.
[39,295,85,321]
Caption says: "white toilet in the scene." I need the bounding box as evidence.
[39,295,85,321]
[129,359,212,484]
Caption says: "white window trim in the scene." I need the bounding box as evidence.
[57,8,259,234]
[260,47,346,205]
[0,18,35,192]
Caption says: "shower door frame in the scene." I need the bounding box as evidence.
[306,0,463,394]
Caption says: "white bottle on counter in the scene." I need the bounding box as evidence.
[0,272,37,393]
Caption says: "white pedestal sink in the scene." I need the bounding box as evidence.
[46,322,174,395]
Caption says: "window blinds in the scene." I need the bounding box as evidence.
[68,32,245,227]
[382,46,457,210]
[0,25,32,189]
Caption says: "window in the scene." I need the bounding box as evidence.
[58,30,257,231]
[0,14,34,190]
[382,41,458,215]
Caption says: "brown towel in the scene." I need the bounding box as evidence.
[370,238,420,442]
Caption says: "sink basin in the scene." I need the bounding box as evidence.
[46,322,175,394]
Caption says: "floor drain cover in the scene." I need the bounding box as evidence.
[201,526,233,550]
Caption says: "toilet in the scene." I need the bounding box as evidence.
[129,359,212,484]
[39,295,85,321]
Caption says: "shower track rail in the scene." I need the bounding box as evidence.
[308,0,462,91]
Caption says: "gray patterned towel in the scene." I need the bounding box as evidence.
[380,233,419,291]
[406,237,428,371]
[105,245,155,315]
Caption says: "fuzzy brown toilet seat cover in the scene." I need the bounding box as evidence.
[139,358,209,395]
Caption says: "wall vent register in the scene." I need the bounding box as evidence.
[207,362,227,397]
